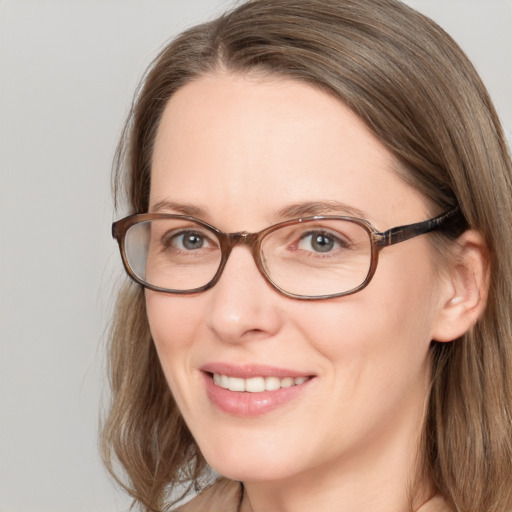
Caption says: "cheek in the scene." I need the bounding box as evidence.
[144,291,201,383]
[146,291,199,345]
[295,249,439,381]
[144,290,214,422]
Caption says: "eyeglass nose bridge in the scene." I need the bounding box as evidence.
[225,231,259,246]
[208,230,269,290]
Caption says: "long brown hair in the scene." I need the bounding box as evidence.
[102,1,512,510]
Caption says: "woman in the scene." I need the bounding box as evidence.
[103,0,512,511]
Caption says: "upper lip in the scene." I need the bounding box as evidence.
[201,362,313,379]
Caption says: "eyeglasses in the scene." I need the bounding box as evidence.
[112,208,461,300]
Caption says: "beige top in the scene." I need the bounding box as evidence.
[175,478,453,512]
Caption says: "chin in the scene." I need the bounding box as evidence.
[208,459,293,484]
[196,432,299,483]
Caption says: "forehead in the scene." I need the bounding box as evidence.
[150,73,427,230]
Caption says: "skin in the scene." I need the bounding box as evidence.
[146,73,462,512]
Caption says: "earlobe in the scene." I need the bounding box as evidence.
[432,229,490,343]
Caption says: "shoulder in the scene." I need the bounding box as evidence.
[174,477,243,512]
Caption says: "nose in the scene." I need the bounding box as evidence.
[204,245,283,344]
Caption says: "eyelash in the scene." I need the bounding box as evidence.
[162,229,214,251]
[299,230,347,250]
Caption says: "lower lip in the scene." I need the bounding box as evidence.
[203,373,313,416]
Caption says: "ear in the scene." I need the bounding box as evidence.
[432,229,490,343]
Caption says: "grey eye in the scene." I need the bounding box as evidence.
[179,232,205,250]
[298,231,344,253]
[309,233,335,252]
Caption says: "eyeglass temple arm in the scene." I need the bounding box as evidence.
[376,208,462,247]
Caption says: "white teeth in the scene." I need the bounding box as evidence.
[212,373,310,392]
[228,377,245,392]
[265,376,281,391]
[280,377,294,388]
[245,377,265,393]
[220,374,230,388]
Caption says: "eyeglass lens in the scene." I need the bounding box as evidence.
[123,218,373,297]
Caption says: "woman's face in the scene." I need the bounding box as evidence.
[146,73,449,484]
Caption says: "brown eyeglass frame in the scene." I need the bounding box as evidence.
[112,207,463,300]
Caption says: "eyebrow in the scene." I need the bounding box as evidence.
[150,199,206,217]
[150,199,369,223]
[273,201,368,221]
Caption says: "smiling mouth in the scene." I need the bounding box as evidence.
[212,373,311,393]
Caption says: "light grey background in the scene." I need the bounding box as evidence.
[0,1,510,511]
